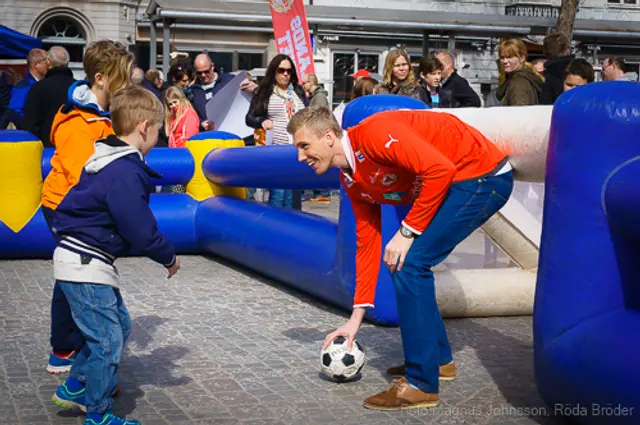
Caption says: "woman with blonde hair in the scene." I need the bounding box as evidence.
[41,40,134,384]
[496,39,545,106]
[375,49,427,102]
[164,86,199,148]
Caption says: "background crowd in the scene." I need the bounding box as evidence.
[0,32,635,207]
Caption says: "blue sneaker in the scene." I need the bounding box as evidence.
[46,351,76,374]
[52,378,86,412]
[84,413,140,425]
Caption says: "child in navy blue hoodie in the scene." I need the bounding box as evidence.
[50,86,180,425]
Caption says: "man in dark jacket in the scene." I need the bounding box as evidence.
[1,48,47,129]
[539,32,574,105]
[435,52,481,107]
[302,73,330,109]
[191,53,235,131]
[23,46,75,147]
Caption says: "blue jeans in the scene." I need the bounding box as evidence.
[392,172,513,394]
[58,281,132,415]
[268,189,292,208]
[42,206,85,354]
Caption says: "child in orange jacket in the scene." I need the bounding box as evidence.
[41,39,134,374]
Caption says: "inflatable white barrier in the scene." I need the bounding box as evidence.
[435,268,536,318]
[433,105,552,182]
[431,106,550,315]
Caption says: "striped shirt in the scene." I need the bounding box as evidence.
[267,88,305,145]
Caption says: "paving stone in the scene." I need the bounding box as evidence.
[0,197,572,424]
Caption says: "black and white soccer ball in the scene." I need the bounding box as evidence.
[320,336,365,382]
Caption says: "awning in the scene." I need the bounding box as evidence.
[145,0,640,40]
[0,24,42,58]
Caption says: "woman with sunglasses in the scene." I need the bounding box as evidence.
[246,54,306,209]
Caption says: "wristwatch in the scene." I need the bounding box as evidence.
[400,226,416,239]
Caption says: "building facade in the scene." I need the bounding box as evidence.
[2,0,639,103]
[2,0,138,79]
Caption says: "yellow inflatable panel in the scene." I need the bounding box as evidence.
[185,138,246,201]
[0,140,43,232]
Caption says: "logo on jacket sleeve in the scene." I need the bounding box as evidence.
[384,134,399,149]
[343,174,355,188]
[369,168,382,184]
[381,174,397,186]
[355,150,366,162]
[361,192,373,200]
[383,191,405,201]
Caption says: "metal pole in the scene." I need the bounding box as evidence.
[422,30,429,56]
[159,9,533,35]
[448,34,456,54]
[163,18,171,76]
[149,20,157,70]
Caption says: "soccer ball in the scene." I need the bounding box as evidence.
[320,336,365,382]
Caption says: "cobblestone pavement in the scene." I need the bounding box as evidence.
[0,196,570,425]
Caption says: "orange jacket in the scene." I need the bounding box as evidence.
[342,110,508,307]
[42,105,113,210]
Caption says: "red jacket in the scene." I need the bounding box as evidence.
[341,110,507,308]
[168,106,199,148]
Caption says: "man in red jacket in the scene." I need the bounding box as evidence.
[288,106,513,410]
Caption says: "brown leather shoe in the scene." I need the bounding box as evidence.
[363,377,440,411]
[386,362,456,381]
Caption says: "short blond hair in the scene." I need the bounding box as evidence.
[110,86,164,137]
[287,106,342,138]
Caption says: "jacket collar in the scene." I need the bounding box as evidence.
[88,135,162,179]
[62,80,111,117]
[45,66,74,79]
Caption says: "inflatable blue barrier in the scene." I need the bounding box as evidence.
[204,145,340,190]
[0,209,55,258]
[0,95,426,325]
[41,146,54,179]
[146,148,194,186]
[535,81,640,424]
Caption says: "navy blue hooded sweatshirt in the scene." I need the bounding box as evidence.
[53,135,176,284]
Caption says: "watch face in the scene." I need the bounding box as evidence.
[401,227,413,238]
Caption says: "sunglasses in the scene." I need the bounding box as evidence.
[195,68,211,76]
[276,67,292,75]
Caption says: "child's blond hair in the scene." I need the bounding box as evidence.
[83,40,135,96]
[163,86,193,131]
[110,86,164,137]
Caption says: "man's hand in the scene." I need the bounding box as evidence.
[201,120,215,131]
[240,79,258,93]
[323,308,366,351]
[384,229,415,273]
[167,257,181,279]
[261,119,274,130]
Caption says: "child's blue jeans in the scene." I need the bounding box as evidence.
[58,281,132,415]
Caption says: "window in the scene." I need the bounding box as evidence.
[331,51,380,108]
[332,53,355,108]
[238,53,263,71]
[608,0,638,5]
[37,16,86,63]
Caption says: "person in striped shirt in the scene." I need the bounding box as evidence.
[246,54,306,208]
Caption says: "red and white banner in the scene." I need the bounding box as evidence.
[269,0,316,79]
